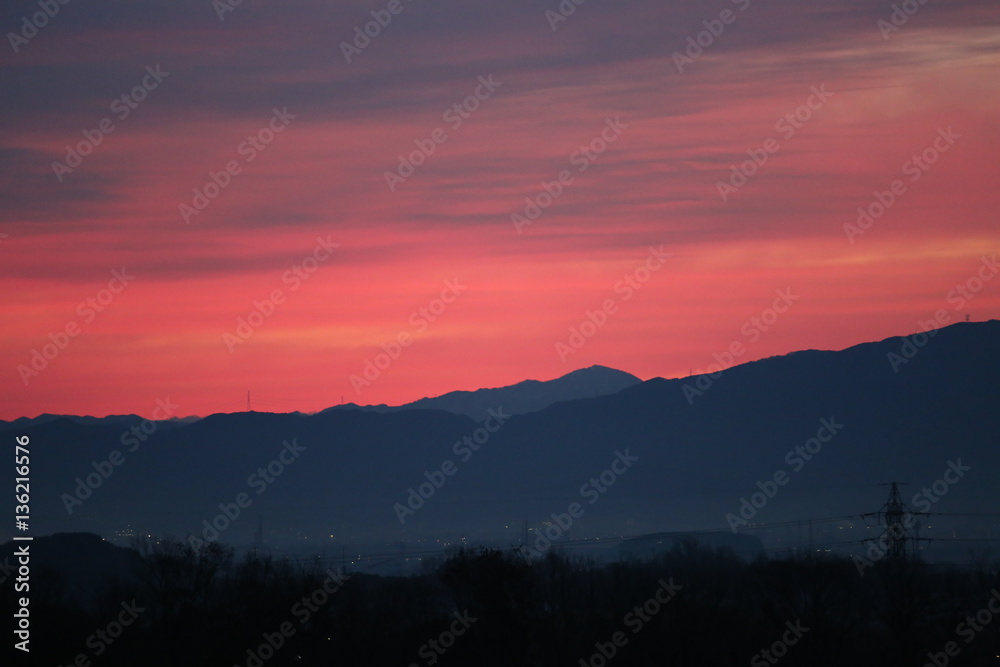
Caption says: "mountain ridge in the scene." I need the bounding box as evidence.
[326,364,642,421]
[3,320,997,562]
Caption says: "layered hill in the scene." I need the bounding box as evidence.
[3,321,997,563]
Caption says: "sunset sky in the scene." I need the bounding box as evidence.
[2,0,998,420]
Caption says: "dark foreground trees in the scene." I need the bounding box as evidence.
[4,536,999,667]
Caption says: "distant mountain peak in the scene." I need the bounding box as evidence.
[562,364,638,378]
[325,365,642,421]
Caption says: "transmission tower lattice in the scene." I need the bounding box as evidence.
[862,481,929,560]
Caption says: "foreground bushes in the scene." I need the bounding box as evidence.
[6,536,999,666]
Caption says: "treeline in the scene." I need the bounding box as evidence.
[7,537,1000,666]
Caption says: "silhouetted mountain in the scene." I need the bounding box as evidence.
[0,532,142,609]
[325,364,642,420]
[4,321,998,564]
[0,413,198,429]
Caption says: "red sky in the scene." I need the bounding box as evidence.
[2,0,998,419]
